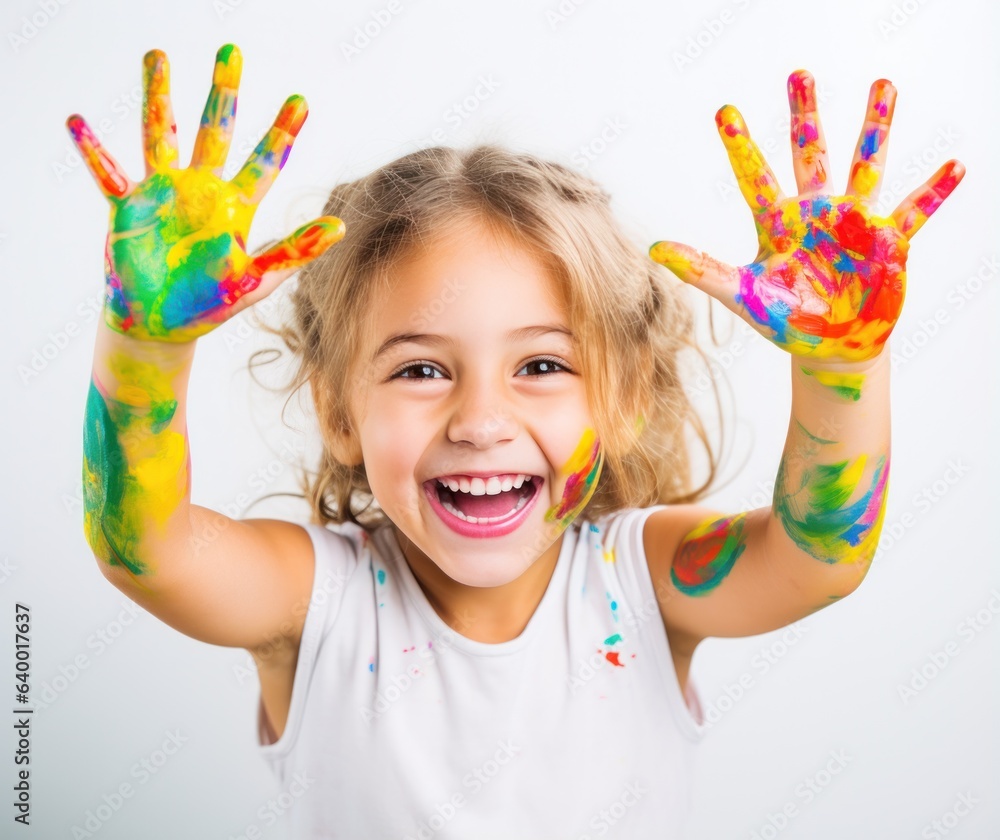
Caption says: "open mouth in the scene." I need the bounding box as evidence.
[427,475,541,525]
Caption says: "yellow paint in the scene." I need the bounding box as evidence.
[852,161,879,197]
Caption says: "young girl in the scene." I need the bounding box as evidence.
[70,44,963,838]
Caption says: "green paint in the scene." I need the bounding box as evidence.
[795,418,837,445]
[774,453,888,565]
[670,513,748,596]
[83,381,146,574]
[217,43,237,65]
[800,366,864,401]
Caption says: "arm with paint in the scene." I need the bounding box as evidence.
[74,46,343,653]
[643,71,964,646]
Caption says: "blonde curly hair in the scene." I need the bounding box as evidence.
[258,144,723,530]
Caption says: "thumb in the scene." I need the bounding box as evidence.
[248,216,346,278]
[221,216,346,315]
[224,265,300,319]
[649,240,739,302]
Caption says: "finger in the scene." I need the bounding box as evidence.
[716,105,784,212]
[190,44,242,173]
[142,49,179,175]
[221,217,346,308]
[846,79,896,201]
[650,240,739,301]
[231,95,309,205]
[247,216,346,280]
[65,115,133,199]
[891,160,965,239]
[787,70,830,194]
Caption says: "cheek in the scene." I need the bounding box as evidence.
[545,426,603,527]
[359,400,427,499]
[542,391,596,468]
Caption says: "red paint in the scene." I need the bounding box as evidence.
[67,115,130,197]
[787,71,813,112]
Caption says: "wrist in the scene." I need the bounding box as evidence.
[101,302,205,346]
[791,341,891,405]
[795,344,891,375]
[97,317,198,359]
[94,320,196,405]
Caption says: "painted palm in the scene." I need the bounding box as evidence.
[67,44,344,342]
[651,70,964,364]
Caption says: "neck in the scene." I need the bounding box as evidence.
[393,525,563,644]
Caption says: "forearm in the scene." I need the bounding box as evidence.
[766,345,892,589]
[83,320,197,580]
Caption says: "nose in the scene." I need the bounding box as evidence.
[446,375,520,449]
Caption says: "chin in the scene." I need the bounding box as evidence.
[433,551,540,589]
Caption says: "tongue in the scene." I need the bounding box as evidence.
[450,486,528,518]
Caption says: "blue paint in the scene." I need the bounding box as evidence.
[860,128,880,161]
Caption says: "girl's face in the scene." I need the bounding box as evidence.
[346,218,603,588]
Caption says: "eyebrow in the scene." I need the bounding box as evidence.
[372,324,575,361]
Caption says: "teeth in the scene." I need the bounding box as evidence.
[439,486,532,523]
[436,474,532,496]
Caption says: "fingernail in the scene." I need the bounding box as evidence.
[143,50,169,95]
[787,70,816,113]
[867,79,896,121]
[275,95,309,136]
[213,43,243,88]
[933,160,965,198]
[715,105,746,139]
[66,114,91,143]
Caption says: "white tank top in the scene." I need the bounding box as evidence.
[258,505,704,838]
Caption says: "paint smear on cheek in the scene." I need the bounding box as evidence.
[544,427,604,529]
[670,513,748,596]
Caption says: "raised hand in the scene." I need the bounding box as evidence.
[650,70,964,365]
[67,44,344,342]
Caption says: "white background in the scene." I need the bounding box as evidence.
[1,0,997,837]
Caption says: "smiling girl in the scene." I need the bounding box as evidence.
[72,44,963,838]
